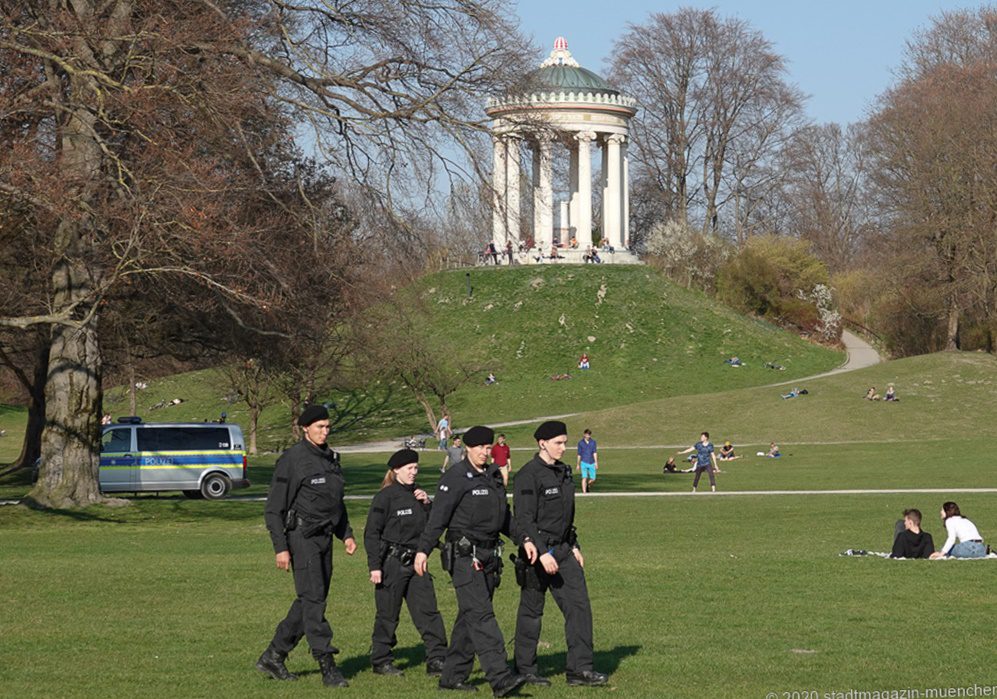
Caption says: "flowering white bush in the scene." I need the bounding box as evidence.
[644,220,731,290]
[797,284,842,342]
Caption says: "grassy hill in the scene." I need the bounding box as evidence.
[0,265,842,454]
[493,350,997,448]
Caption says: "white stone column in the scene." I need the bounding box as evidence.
[492,135,506,249]
[559,201,569,241]
[568,142,579,243]
[622,139,630,249]
[532,144,542,250]
[605,134,624,249]
[506,136,520,244]
[575,131,596,247]
[600,138,609,247]
[536,136,553,250]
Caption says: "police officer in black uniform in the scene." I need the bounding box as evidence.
[364,448,448,677]
[257,405,356,687]
[512,420,608,687]
[413,425,536,697]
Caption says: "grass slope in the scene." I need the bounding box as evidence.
[0,265,842,454]
[414,266,841,427]
[494,351,997,448]
[116,262,837,448]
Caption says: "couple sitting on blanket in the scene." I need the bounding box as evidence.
[891,502,988,559]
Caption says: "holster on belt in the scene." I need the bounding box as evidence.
[298,516,332,537]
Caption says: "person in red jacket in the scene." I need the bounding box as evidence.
[491,433,512,486]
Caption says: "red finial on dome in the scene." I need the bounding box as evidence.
[553,37,568,51]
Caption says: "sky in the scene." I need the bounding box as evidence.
[515,0,966,126]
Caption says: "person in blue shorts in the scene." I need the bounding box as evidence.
[676,431,718,493]
[576,429,598,493]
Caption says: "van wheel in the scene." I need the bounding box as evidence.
[182,490,203,499]
[200,473,231,500]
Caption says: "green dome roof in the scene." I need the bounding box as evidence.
[516,64,620,97]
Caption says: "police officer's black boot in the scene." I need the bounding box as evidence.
[426,658,445,676]
[566,670,608,686]
[318,654,349,688]
[372,660,404,676]
[492,673,528,697]
[255,646,297,681]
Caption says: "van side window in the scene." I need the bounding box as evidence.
[102,428,132,453]
[137,427,233,452]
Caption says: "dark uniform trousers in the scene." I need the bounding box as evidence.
[514,544,594,675]
[441,553,514,687]
[271,526,336,658]
[371,555,448,666]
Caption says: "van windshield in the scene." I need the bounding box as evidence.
[102,428,132,453]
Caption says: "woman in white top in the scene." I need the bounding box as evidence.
[930,501,986,559]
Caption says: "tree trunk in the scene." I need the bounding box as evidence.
[249,403,259,455]
[28,317,104,508]
[945,298,960,350]
[13,343,48,471]
[128,361,137,417]
[416,394,437,434]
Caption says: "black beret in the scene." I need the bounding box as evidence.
[298,405,329,427]
[388,448,419,469]
[533,420,567,441]
[462,425,494,447]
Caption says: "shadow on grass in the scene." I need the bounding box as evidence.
[538,644,641,678]
[18,499,125,523]
[337,644,433,679]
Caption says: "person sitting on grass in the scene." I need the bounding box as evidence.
[757,442,781,458]
[781,387,800,399]
[865,386,880,401]
[578,353,590,370]
[484,372,497,386]
[884,384,899,402]
[724,356,742,367]
[718,441,739,461]
[891,508,934,559]
[661,456,696,473]
[930,501,987,559]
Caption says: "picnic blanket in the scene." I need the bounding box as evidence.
[840,549,997,560]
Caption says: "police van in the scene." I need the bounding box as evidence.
[100,418,250,499]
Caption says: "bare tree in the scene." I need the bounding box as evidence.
[779,123,871,272]
[609,8,804,237]
[865,61,997,350]
[0,0,530,508]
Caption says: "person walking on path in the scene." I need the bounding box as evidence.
[441,435,464,474]
[491,433,512,487]
[364,449,448,677]
[413,425,534,697]
[436,412,452,451]
[257,405,356,687]
[512,420,608,687]
[677,432,719,493]
[576,429,598,494]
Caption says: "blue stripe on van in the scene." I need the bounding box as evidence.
[101,454,242,468]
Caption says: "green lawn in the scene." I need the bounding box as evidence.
[1,488,994,698]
